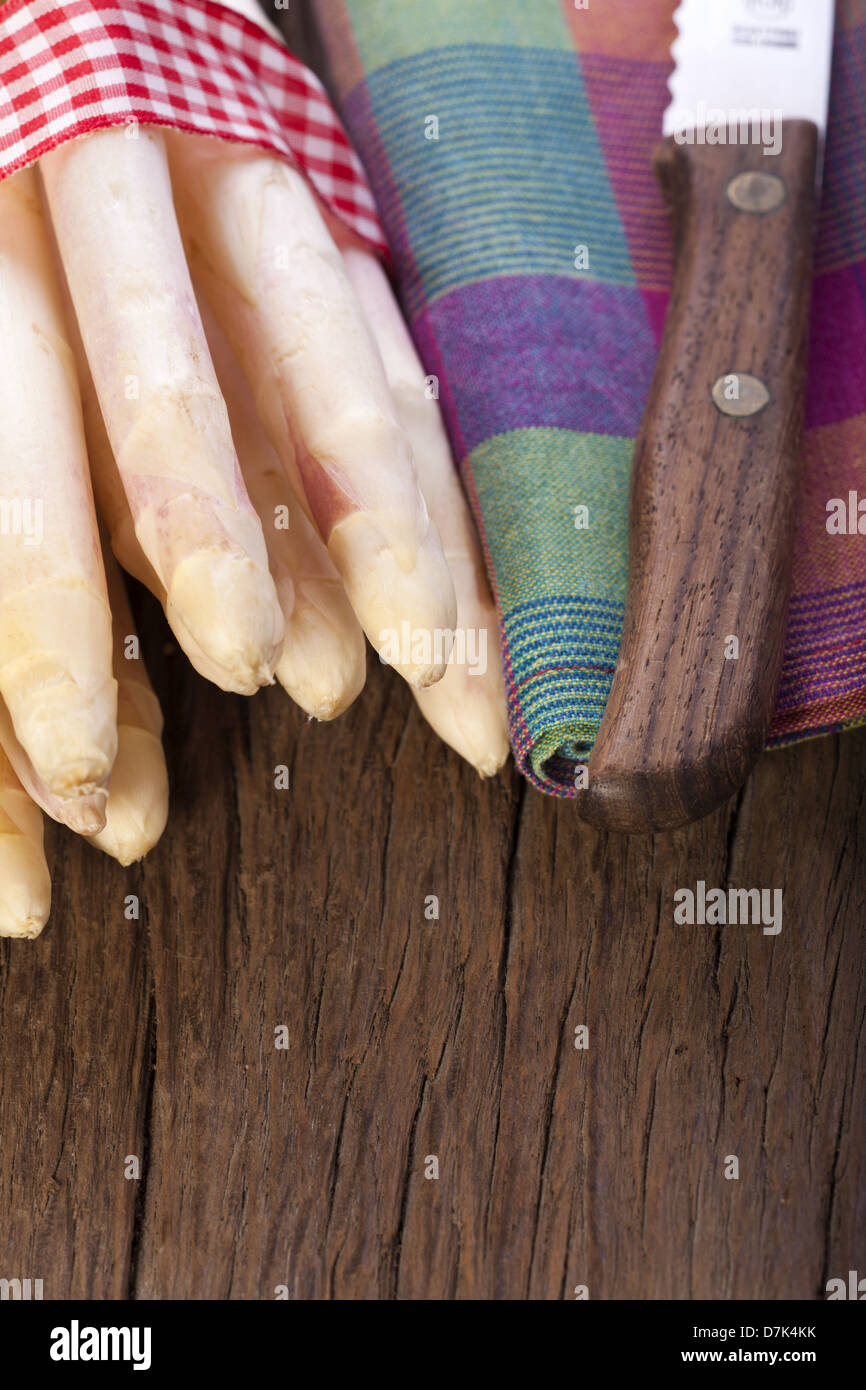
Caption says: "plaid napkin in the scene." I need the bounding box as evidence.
[314,0,866,796]
[0,0,385,252]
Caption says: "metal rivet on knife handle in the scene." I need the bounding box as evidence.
[726,171,787,214]
[711,372,770,418]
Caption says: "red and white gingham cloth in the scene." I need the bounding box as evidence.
[0,0,388,254]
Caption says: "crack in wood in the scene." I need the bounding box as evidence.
[126,988,156,1301]
[483,777,526,1253]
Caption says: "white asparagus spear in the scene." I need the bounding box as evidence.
[58,258,233,690]
[176,0,504,768]
[87,550,169,866]
[0,458,166,848]
[76,264,361,723]
[9,329,169,859]
[0,567,168,856]
[336,237,510,776]
[0,702,107,836]
[0,167,117,803]
[76,284,362,719]
[164,132,456,689]
[198,294,367,720]
[0,744,51,940]
[39,127,284,696]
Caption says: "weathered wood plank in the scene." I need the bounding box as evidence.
[131,626,521,1297]
[131,581,866,1298]
[0,765,152,1299]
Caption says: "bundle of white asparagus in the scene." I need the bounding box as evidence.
[0,0,508,939]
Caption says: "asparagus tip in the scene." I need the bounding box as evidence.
[0,914,47,940]
[329,512,458,690]
[473,749,510,779]
[413,664,510,779]
[274,589,366,720]
[166,549,284,695]
[3,675,117,803]
[55,791,109,836]
[0,842,51,939]
[88,727,169,866]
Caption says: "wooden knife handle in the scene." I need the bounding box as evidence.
[579,121,818,833]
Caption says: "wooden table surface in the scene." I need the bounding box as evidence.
[0,6,863,1302]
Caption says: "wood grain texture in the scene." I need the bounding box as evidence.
[2,582,863,1300]
[0,16,863,1303]
[582,124,819,834]
[0,813,152,1299]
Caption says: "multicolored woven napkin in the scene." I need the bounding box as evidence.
[314,0,866,796]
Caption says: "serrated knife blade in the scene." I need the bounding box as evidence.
[664,0,835,178]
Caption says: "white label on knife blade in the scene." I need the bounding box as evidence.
[732,26,800,49]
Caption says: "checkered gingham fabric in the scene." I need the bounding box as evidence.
[0,0,387,255]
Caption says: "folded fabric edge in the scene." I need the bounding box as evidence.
[0,0,388,258]
[767,708,866,749]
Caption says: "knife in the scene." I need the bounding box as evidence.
[577,0,836,833]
